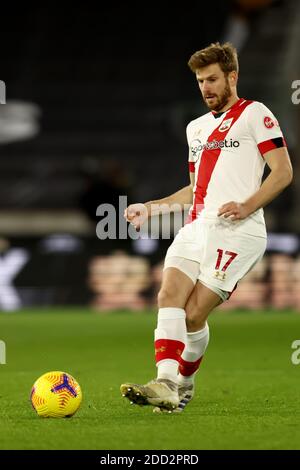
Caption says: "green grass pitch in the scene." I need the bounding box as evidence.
[0,309,300,450]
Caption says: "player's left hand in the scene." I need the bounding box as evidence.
[218,201,250,221]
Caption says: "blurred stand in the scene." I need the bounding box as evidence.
[0,101,41,144]
[222,0,276,53]
[88,250,150,311]
[0,233,299,312]
[269,254,294,309]
[292,257,300,311]
[0,238,29,311]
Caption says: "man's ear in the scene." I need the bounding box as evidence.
[229,71,238,85]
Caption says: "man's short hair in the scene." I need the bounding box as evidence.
[188,42,239,75]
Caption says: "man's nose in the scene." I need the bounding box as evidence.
[202,82,210,93]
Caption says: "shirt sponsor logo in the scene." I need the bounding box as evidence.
[264,116,275,129]
[218,118,233,132]
[190,138,240,157]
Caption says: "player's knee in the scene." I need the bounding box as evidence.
[157,286,183,308]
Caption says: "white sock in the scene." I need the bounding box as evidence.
[154,307,187,383]
[178,323,209,386]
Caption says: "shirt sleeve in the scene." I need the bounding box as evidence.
[247,102,287,158]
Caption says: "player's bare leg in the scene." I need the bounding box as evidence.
[185,281,224,332]
[121,267,195,410]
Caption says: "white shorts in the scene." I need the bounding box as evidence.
[164,255,230,301]
[164,218,267,294]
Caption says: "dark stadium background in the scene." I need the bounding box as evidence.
[0,1,298,312]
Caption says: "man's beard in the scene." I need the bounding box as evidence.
[204,79,232,112]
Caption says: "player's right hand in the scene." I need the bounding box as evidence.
[124,203,149,231]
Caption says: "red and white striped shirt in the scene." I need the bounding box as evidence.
[187,98,286,237]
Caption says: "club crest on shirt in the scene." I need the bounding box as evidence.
[218,118,233,132]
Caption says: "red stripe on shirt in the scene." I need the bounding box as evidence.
[189,99,253,222]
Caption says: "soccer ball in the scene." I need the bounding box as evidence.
[30,371,82,418]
